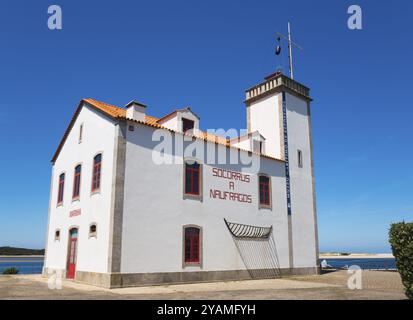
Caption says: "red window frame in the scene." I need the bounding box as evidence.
[259,175,271,206]
[72,165,81,200]
[57,173,65,205]
[184,227,200,263]
[185,162,200,196]
[91,154,102,192]
[182,118,195,133]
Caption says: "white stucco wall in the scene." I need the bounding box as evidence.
[120,123,290,274]
[44,104,117,274]
[285,93,318,268]
[44,88,318,279]
[249,93,282,159]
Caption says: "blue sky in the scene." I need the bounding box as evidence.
[0,0,412,252]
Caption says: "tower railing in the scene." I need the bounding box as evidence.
[245,74,310,102]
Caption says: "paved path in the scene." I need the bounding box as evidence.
[0,271,406,300]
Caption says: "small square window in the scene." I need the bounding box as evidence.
[89,224,97,238]
[128,125,134,131]
[182,118,194,133]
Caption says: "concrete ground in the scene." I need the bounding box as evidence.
[0,270,406,300]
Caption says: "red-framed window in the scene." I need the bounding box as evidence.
[182,118,194,133]
[92,154,102,192]
[184,227,200,263]
[72,165,81,199]
[185,162,200,196]
[259,175,271,206]
[57,173,65,205]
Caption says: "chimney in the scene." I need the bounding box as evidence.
[125,100,147,122]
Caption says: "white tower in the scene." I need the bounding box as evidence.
[244,72,319,272]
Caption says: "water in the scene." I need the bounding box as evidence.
[323,258,396,270]
[0,256,398,275]
[0,257,44,275]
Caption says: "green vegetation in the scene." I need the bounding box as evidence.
[2,267,19,275]
[0,246,45,256]
[389,222,413,300]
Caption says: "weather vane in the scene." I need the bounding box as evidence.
[276,22,303,80]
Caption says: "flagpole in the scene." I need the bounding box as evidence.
[276,23,303,80]
[288,22,294,79]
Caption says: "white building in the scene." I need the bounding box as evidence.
[43,71,319,288]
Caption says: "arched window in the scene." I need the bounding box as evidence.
[89,223,97,237]
[259,175,271,208]
[184,226,201,265]
[184,161,200,196]
[57,173,65,205]
[92,154,102,192]
[72,165,81,199]
[55,229,60,241]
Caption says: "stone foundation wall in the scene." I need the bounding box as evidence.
[72,267,320,289]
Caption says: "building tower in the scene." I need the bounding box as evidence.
[244,71,319,272]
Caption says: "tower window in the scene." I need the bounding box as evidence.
[57,173,65,205]
[184,226,201,265]
[259,175,271,208]
[184,161,201,197]
[298,149,303,168]
[79,124,83,144]
[72,165,81,200]
[182,118,194,133]
[92,154,102,192]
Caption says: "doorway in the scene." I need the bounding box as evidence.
[66,228,78,279]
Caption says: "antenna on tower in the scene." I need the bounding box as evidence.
[276,22,303,80]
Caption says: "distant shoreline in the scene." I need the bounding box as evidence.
[320,253,394,259]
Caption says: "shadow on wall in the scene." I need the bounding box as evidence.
[232,234,281,279]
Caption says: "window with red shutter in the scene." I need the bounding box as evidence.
[92,154,102,192]
[185,162,200,196]
[259,175,271,207]
[57,173,65,205]
[184,227,200,264]
[72,165,81,199]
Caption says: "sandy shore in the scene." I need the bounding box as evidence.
[0,270,405,300]
[320,253,394,259]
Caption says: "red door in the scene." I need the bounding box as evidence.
[66,228,78,279]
